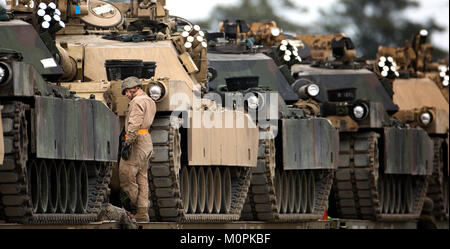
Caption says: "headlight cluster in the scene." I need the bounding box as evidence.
[37,2,65,33]
[351,102,369,120]
[147,81,167,102]
[378,56,399,78]
[439,65,449,87]
[182,25,207,50]
[419,112,432,126]
[0,62,11,85]
[279,40,302,63]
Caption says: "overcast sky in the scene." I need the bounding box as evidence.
[166,0,449,51]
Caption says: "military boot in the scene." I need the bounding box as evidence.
[135,207,150,222]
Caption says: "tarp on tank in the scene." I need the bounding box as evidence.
[208,53,299,103]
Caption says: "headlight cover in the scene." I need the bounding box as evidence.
[351,102,369,120]
[353,106,365,119]
[420,112,432,126]
[307,84,320,97]
[149,85,162,101]
[0,62,12,85]
[247,95,259,109]
[147,81,167,102]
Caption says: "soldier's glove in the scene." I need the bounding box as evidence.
[121,143,132,161]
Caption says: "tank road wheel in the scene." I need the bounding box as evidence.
[67,162,78,214]
[213,167,222,214]
[382,176,390,213]
[274,170,282,211]
[205,167,214,214]
[287,172,295,214]
[47,160,59,214]
[221,168,232,214]
[300,171,308,214]
[398,177,406,214]
[388,176,396,214]
[280,171,289,214]
[58,161,68,214]
[307,171,315,213]
[378,175,385,213]
[404,176,414,213]
[180,166,189,213]
[188,167,198,213]
[444,177,449,215]
[197,167,206,214]
[27,160,40,214]
[148,117,253,222]
[38,160,49,214]
[293,172,301,214]
[76,162,89,214]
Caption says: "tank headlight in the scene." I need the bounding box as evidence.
[247,95,259,109]
[0,62,12,85]
[307,84,320,97]
[420,29,428,37]
[351,102,369,120]
[146,81,167,102]
[353,106,365,119]
[149,85,162,101]
[420,112,432,126]
[271,28,280,37]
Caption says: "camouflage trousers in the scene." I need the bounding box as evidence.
[119,147,151,208]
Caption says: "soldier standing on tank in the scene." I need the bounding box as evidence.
[119,76,156,222]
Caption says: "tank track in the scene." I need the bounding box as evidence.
[241,133,334,222]
[427,137,449,221]
[0,101,111,224]
[148,116,252,222]
[333,131,429,221]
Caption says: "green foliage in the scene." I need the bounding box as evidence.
[319,0,447,59]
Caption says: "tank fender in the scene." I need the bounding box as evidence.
[282,117,339,170]
[383,127,433,175]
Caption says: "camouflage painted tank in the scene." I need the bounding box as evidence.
[49,0,259,222]
[376,30,449,221]
[207,20,339,222]
[288,34,434,221]
[0,3,119,224]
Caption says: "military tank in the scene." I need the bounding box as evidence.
[206,20,339,222]
[376,30,449,221]
[0,2,119,224]
[288,34,434,221]
[48,0,259,222]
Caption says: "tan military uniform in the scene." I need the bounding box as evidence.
[119,91,156,208]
